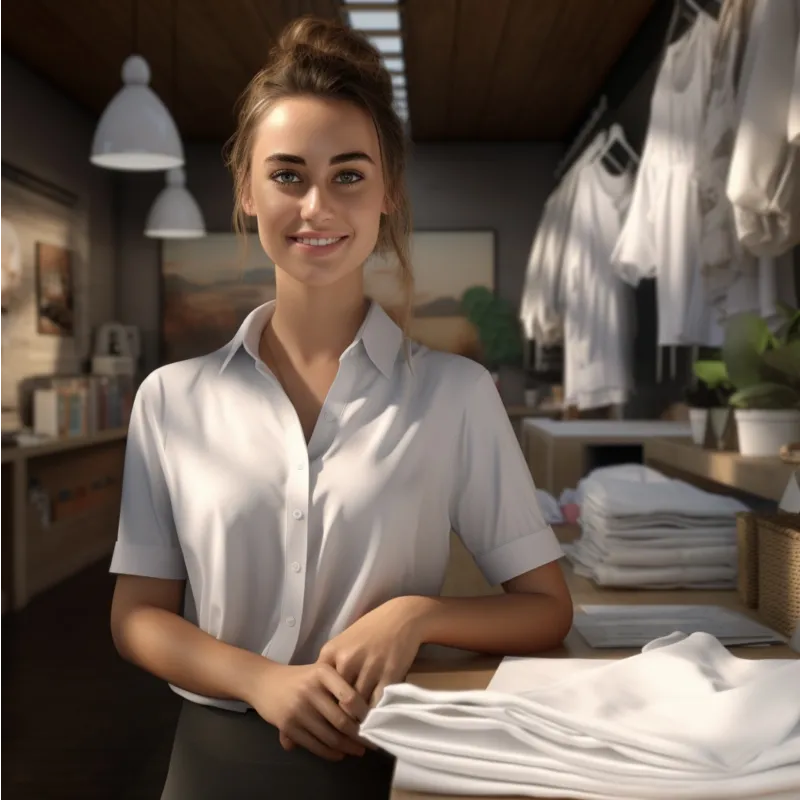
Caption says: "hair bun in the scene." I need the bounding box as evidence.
[277,16,384,76]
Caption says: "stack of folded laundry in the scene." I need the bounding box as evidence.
[562,464,748,589]
[361,632,800,799]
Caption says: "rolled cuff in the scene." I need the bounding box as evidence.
[473,527,565,586]
[110,540,187,580]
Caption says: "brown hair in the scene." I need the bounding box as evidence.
[223,15,414,336]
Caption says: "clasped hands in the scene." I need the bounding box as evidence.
[266,595,426,761]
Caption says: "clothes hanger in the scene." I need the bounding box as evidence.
[595,123,640,170]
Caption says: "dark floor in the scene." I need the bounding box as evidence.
[2,560,180,799]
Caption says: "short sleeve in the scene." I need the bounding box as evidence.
[449,369,563,586]
[110,373,187,580]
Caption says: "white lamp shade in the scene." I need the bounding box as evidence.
[91,55,184,171]
[145,169,206,238]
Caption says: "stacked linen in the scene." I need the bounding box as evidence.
[360,632,800,799]
[563,465,747,589]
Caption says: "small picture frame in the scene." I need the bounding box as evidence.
[34,241,74,336]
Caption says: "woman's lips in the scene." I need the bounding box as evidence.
[288,234,349,255]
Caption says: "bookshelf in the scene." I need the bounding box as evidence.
[2,429,127,612]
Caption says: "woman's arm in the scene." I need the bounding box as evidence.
[110,574,277,705]
[403,560,574,656]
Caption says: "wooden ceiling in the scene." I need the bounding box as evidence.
[2,0,656,143]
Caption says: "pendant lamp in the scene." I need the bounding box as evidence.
[145,168,206,238]
[91,55,183,171]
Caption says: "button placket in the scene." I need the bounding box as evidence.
[280,427,310,649]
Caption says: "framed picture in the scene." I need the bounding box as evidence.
[34,241,74,336]
[160,229,496,365]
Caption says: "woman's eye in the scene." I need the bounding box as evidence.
[271,171,300,185]
[335,171,364,185]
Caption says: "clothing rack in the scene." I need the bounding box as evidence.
[553,95,608,181]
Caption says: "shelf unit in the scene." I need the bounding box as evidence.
[2,429,127,611]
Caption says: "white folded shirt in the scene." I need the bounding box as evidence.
[572,537,737,568]
[361,632,800,799]
[579,470,748,519]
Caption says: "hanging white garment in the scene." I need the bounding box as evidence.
[790,33,800,145]
[612,12,721,347]
[561,160,634,411]
[361,632,800,799]
[726,0,800,257]
[697,0,757,316]
[519,133,607,346]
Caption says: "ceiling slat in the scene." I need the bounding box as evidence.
[402,0,459,140]
[446,0,513,139]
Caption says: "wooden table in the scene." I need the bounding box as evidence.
[644,437,796,502]
[393,525,797,800]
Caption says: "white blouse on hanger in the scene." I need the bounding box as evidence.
[519,133,607,347]
[726,0,800,258]
[611,12,720,347]
[561,160,634,411]
[790,29,800,145]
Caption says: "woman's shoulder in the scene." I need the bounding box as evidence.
[409,344,495,395]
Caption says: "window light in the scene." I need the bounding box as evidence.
[382,56,405,72]
[348,10,400,31]
[369,36,403,55]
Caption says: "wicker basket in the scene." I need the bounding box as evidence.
[756,512,800,639]
[736,512,759,609]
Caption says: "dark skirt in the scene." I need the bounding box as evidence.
[160,699,396,800]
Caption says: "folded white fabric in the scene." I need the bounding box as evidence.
[573,537,737,567]
[579,468,748,519]
[361,632,800,799]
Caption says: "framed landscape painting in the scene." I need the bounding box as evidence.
[160,229,495,364]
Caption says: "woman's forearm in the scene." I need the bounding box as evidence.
[112,605,280,707]
[403,592,574,656]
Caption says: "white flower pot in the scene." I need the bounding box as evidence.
[688,408,709,446]
[734,409,800,457]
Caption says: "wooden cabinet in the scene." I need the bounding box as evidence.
[1,429,127,611]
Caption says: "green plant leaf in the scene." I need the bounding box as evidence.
[760,340,800,387]
[692,360,729,389]
[722,313,775,388]
[728,382,800,409]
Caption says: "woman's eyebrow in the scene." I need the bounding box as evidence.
[265,151,375,166]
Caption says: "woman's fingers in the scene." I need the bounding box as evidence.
[319,664,371,722]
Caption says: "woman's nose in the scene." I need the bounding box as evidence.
[300,184,334,222]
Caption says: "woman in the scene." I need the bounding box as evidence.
[109,15,573,800]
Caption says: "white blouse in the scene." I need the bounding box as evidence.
[726,0,800,258]
[611,11,720,347]
[110,300,563,711]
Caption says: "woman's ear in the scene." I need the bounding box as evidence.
[241,179,255,216]
[381,193,394,215]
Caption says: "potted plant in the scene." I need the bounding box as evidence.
[687,357,734,447]
[714,304,800,457]
[460,286,524,390]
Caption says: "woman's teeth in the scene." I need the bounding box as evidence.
[295,236,342,246]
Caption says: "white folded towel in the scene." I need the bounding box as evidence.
[579,470,748,519]
[361,632,800,799]
[572,538,737,567]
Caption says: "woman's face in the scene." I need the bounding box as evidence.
[244,95,388,288]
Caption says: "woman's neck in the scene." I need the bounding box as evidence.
[267,269,369,365]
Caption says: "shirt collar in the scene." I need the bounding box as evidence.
[218,299,404,379]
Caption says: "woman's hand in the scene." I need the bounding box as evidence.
[247,661,371,761]
[318,596,426,708]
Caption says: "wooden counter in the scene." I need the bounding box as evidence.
[522,419,693,496]
[644,437,796,502]
[1,429,127,611]
[394,524,796,800]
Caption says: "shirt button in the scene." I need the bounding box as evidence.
[290,561,301,573]
[286,617,296,627]
[292,509,304,520]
